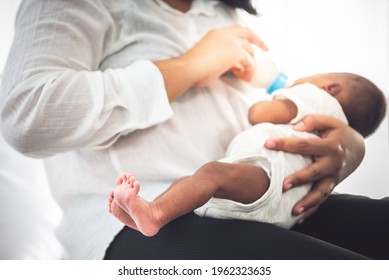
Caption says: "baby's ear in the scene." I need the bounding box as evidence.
[323,82,342,96]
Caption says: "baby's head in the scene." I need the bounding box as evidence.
[293,72,387,137]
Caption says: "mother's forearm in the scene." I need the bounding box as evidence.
[154,58,198,102]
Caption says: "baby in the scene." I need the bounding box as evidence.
[108,72,387,236]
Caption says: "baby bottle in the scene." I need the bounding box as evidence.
[235,46,288,94]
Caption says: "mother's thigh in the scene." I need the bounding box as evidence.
[105,212,366,260]
[292,194,389,259]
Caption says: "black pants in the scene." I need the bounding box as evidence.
[104,194,389,260]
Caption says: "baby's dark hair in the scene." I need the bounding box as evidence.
[340,73,387,137]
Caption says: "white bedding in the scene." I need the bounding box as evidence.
[0,134,65,259]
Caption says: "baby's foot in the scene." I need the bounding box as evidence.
[113,176,162,237]
[116,173,133,186]
[110,173,139,229]
[108,190,138,231]
[110,172,140,228]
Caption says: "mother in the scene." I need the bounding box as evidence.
[1,0,388,259]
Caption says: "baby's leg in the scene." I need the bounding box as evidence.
[195,161,270,204]
[148,161,270,228]
[110,162,270,237]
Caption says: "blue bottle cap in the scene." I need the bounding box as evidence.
[267,72,288,94]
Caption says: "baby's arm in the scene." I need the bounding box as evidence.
[248,99,297,125]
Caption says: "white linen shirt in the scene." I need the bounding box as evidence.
[0,0,260,259]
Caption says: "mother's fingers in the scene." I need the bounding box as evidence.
[293,115,348,134]
[229,25,268,51]
[240,39,255,58]
[296,205,319,224]
[265,137,344,158]
[282,158,339,191]
[182,25,268,87]
[291,177,335,218]
[233,40,256,82]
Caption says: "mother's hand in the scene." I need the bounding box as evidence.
[154,25,267,102]
[265,115,365,223]
[182,25,268,86]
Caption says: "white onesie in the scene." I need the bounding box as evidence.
[194,83,348,228]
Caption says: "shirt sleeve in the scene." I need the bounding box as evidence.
[0,0,173,157]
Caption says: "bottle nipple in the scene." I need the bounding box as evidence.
[234,46,288,93]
